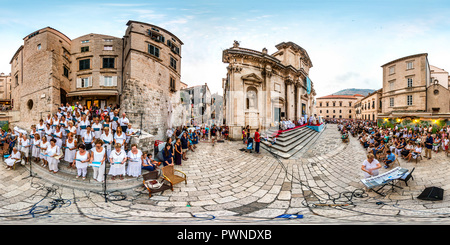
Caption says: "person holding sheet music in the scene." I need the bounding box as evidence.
[20,134,30,164]
[79,114,90,141]
[101,127,113,158]
[91,117,103,140]
[32,134,41,162]
[64,133,77,164]
[36,119,46,139]
[74,144,91,180]
[114,127,126,150]
[82,125,95,151]
[67,121,77,136]
[53,125,63,148]
[108,143,127,180]
[91,139,106,182]
[39,136,50,167]
[44,123,53,142]
[126,144,143,177]
[102,117,112,134]
[46,139,61,173]
[59,115,68,143]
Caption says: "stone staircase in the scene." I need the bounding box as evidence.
[23,159,144,193]
[261,126,321,159]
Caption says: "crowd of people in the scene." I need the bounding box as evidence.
[279,114,320,130]
[0,103,179,182]
[335,119,450,181]
[2,101,231,182]
[160,125,229,166]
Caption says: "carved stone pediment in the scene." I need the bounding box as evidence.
[241,73,263,83]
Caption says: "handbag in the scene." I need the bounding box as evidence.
[145,179,163,189]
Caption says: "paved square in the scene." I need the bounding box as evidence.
[1,124,450,224]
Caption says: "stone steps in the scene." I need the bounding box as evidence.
[23,159,145,192]
[261,126,320,159]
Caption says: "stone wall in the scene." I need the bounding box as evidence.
[121,78,184,141]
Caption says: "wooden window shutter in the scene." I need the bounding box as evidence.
[99,75,104,86]
[76,78,81,88]
[112,76,117,86]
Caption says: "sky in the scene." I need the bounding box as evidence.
[1,0,450,97]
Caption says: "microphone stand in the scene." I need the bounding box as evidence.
[103,149,108,203]
[23,135,40,180]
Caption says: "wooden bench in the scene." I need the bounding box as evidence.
[161,165,187,191]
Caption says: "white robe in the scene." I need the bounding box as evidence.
[5,151,21,166]
[127,149,142,177]
[108,149,126,176]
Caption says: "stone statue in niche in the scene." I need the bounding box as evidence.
[247,89,257,109]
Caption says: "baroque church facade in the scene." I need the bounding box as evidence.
[222,41,316,139]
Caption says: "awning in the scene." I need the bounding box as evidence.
[66,89,119,97]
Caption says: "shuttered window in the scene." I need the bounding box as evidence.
[148,44,160,58]
[100,76,117,87]
[170,57,177,70]
[79,59,90,70]
[76,77,92,88]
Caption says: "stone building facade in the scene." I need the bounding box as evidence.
[180,84,212,126]
[0,73,12,106]
[9,21,184,141]
[355,89,382,121]
[120,21,184,140]
[378,53,450,121]
[316,94,363,120]
[66,33,123,109]
[222,41,316,139]
[10,27,72,127]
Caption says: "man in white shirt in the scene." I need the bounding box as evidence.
[125,124,136,145]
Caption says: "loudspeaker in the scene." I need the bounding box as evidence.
[417,187,444,201]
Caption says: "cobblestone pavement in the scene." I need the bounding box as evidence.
[1,124,450,224]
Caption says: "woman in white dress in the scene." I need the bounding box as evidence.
[20,134,30,163]
[73,144,91,180]
[59,115,68,145]
[100,127,113,159]
[46,139,61,173]
[91,139,106,182]
[44,124,53,142]
[32,133,41,162]
[67,120,77,136]
[108,143,127,180]
[102,117,112,134]
[36,119,46,139]
[91,117,103,140]
[127,143,143,177]
[82,125,95,151]
[79,114,90,140]
[64,132,77,167]
[39,136,50,167]
[17,132,23,153]
[114,127,126,150]
[5,147,21,170]
[53,125,63,148]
